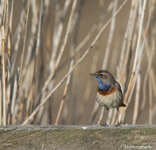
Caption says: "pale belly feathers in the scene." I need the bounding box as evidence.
[96,90,122,108]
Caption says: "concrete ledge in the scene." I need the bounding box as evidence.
[0,125,156,150]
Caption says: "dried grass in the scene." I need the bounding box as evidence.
[0,0,156,125]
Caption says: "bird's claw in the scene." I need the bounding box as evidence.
[101,122,108,126]
[115,122,121,127]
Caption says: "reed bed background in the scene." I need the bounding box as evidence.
[0,0,156,125]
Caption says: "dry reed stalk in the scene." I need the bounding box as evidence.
[152,103,156,121]
[115,72,135,124]
[9,0,14,33]
[18,0,30,101]
[132,73,140,124]
[89,102,100,124]
[25,61,36,117]
[55,61,73,125]
[34,0,43,85]
[149,70,156,103]
[1,0,5,18]
[25,1,38,67]
[149,30,155,124]
[5,0,9,37]
[17,0,30,122]
[1,26,6,125]
[149,77,153,124]
[11,9,25,76]
[0,80,2,124]
[142,38,155,112]
[6,0,14,124]
[1,0,8,126]
[11,75,18,123]
[132,0,146,73]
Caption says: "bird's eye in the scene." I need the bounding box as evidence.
[99,73,103,77]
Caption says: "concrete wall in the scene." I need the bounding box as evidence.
[0,125,156,150]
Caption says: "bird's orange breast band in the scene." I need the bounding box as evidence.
[98,86,116,96]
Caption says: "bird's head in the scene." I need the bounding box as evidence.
[90,70,115,85]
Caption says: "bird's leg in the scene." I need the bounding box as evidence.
[115,107,121,127]
[101,107,109,126]
[97,107,105,125]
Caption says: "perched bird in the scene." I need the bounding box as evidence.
[90,70,126,112]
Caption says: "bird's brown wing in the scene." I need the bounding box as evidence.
[115,82,126,107]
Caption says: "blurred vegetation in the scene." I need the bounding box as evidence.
[0,0,156,125]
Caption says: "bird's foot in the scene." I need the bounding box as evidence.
[101,122,108,126]
[115,122,122,127]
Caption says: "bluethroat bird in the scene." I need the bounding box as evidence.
[90,70,126,112]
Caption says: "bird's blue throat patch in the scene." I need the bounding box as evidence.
[96,76,111,92]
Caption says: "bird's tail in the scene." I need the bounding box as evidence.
[121,103,126,107]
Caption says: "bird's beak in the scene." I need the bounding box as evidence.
[89,73,96,77]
